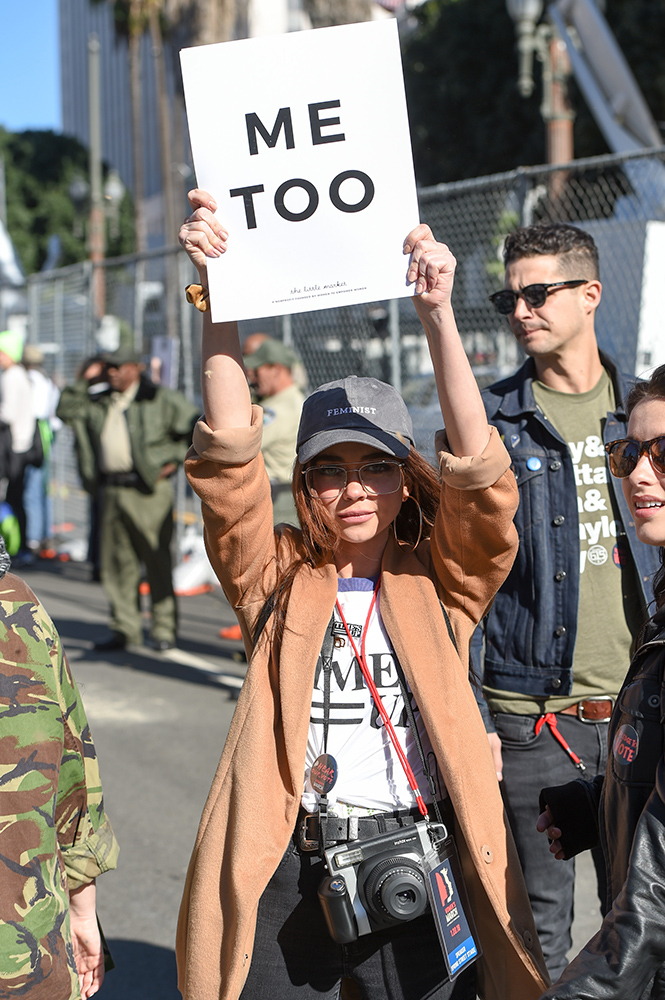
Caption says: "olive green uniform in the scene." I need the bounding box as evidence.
[57,376,199,645]
[259,383,304,526]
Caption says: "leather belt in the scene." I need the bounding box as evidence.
[558,698,613,722]
[296,803,446,853]
[101,471,142,488]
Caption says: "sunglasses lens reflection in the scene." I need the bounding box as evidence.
[608,441,638,477]
[521,285,548,307]
[491,284,548,315]
[490,291,516,315]
[652,437,665,473]
[608,437,665,477]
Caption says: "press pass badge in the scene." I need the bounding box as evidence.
[311,754,338,795]
[423,835,481,979]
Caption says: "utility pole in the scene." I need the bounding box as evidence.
[149,8,178,340]
[506,0,574,167]
[0,157,7,229]
[88,33,106,317]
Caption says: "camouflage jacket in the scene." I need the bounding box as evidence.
[0,551,119,999]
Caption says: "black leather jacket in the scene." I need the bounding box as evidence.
[540,604,665,999]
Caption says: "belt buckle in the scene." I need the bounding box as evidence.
[297,812,319,852]
[577,696,612,723]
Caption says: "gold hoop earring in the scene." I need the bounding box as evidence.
[393,495,423,552]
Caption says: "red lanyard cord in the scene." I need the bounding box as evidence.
[535,713,586,772]
[335,578,429,818]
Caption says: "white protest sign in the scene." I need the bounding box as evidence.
[180,19,419,323]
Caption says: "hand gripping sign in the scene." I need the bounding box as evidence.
[180,19,419,323]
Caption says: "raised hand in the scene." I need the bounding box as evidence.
[179,189,229,275]
[403,224,456,310]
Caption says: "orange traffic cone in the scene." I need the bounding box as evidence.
[219,623,242,641]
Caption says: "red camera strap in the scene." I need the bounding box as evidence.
[335,576,429,819]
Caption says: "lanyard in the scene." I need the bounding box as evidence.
[535,713,586,771]
[335,576,429,820]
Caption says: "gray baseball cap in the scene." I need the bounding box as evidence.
[297,375,414,463]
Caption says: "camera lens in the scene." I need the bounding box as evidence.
[397,888,417,906]
[363,857,428,923]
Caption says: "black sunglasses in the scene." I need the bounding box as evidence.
[489,280,589,315]
[605,436,665,478]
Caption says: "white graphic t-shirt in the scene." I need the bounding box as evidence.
[301,577,442,816]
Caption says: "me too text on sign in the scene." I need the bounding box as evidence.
[231,101,375,229]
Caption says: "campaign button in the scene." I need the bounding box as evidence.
[613,724,639,765]
[311,753,338,794]
[526,457,542,471]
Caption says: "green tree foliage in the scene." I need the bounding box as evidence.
[403,0,545,185]
[1,128,134,275]
[402,0,665,186]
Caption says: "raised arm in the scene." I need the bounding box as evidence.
[179,189,252,431]
[404,225,489,458]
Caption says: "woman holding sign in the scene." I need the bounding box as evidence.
[176,189,549,1000]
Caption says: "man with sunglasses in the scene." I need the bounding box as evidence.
[472,222,661,978]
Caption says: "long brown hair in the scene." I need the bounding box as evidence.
[625,364,665,610]
[266,448,442,642]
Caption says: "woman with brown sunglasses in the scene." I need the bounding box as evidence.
[537,364,665,998]
[173,188,550,1000]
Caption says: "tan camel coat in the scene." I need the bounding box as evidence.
[176,407,550,1000]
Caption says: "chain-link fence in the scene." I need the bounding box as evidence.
[22,144,665,549]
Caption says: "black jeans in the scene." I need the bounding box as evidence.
[494,711,609,980]
[6,452,28,552]
[239,835,477,1000]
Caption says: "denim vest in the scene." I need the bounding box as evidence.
[473,353,661,699]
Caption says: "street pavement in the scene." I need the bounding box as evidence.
[16,557,601,998]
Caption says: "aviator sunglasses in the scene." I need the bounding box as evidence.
[489,280,589,316]
[304,461,404,499]
[605,436,665,478]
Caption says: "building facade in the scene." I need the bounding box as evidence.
[58,0,393,247]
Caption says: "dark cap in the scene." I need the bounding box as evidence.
[104,347,143,367]
[297,375,414,463]
[243,338,297,370]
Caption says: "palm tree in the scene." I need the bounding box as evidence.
[165,0,239,45]
[303,0,375,27]
[91,0,154,251]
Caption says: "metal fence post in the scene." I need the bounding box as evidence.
[389,299,401,393]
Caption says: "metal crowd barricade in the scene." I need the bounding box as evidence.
[21,145,665,553]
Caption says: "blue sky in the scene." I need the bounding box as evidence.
[0,0,60,132]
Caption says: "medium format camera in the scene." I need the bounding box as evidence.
[318,821,446,944]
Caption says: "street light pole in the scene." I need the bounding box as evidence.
[88,33,106,317]
[546,33,574,166]
[506,0,574,167]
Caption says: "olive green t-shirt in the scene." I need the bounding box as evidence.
[486,369,643,715]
